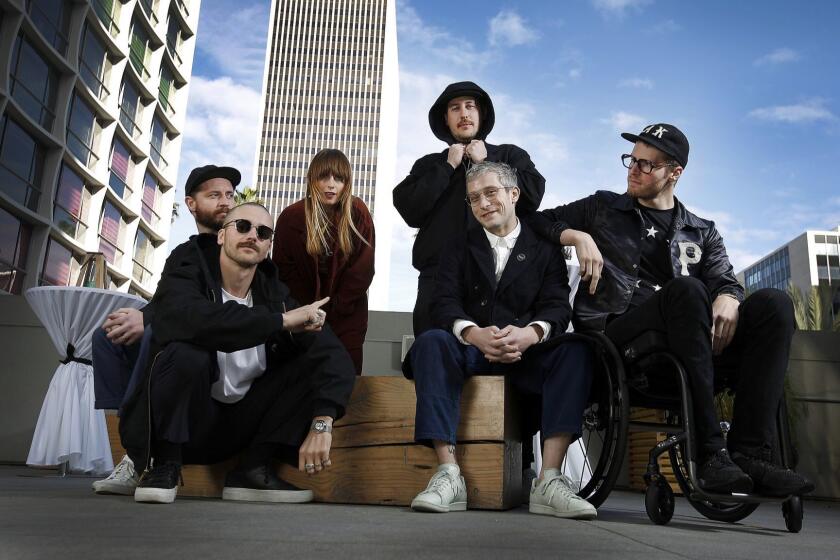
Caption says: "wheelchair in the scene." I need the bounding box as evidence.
[562,330,805,533]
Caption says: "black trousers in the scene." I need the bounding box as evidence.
[149,342,314,465]
[606,278,795,458]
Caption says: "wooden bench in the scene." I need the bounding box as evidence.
[107,376,523,509]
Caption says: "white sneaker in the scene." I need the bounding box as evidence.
[529,469,597,519]
[410,463,467,513]
[92,455,139,495]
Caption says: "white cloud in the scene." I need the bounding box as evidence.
[488,10,540,47]
[646,19,681,34]
[748,99,836,124]
[195,2,269,90]
[601,111,647,132]
[592,0,654,17]
[619,77,654,89]
[754,48,801,66]
[569,68,582,79]
[397,2,489,69]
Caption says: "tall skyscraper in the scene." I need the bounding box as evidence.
[254,0,398,309]
[0,0,200,299]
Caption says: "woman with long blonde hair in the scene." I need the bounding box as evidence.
[273,148,375,374]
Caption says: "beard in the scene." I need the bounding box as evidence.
[194,207,227,232]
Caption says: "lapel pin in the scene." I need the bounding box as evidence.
[516,253,526,262]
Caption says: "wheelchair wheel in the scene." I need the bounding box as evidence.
[782,496,803,533]
[565,335,629,508]
[668,441,759,522]
[645,479,675,525]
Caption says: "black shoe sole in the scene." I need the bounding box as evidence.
[698,476,754,495]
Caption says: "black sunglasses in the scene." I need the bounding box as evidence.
[223,219,274,241]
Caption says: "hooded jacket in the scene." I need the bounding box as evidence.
[393,82,546,274]
[532,190,744,332]
[118,235,356,468]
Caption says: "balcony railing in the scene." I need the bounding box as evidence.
[26,0,70,55]
[129,43,151,81]
[150,141,168,170]
[141,201,160,227]
[165,38,183,67]
[119,105,142,139]
[66,127,100,169]
[92,0,120,38]
[138,0,159,26]
[54,203,88,240]
[176,0,190,19]
[78,58,111,102]
[9,75,56,130]
[108,170,132,199]
[132,259,154,286]
[99,234,124,266]
[158,91,176,118]
[0,261,26,295]
[0,162,41,211]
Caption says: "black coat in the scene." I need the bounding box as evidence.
[432,222,571,342]
[393,82,545,275]
[532,190,744,332]
[119,236,356,467]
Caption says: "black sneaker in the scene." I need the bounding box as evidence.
[731,452,815,497]
[134,461,181,504]
[697,449,753,494]
[222,464,314,503]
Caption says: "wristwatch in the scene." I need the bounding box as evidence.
[311,419,333,434]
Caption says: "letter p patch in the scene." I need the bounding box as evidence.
[677,242,702,276]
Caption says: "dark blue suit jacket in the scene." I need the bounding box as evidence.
[431,221,571,338]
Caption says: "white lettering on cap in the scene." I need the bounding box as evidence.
[677,241,702,275]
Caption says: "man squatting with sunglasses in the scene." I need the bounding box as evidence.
[531,124,812,498]
[116,198,356,504]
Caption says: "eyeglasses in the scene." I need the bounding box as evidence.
[621,154,674,174]
[465,186,513,206]
[223,219,274,241]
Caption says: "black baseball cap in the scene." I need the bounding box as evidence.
[621,123,689,167]
[184,164,241,196]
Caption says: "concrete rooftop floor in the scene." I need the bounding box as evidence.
[1,465,838,560]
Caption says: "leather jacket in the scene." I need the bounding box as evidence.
[532,190,744,332]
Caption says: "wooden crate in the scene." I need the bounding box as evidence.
[628,408,680,493]
[106,376,523,510]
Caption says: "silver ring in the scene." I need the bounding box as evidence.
[305,463,316,469]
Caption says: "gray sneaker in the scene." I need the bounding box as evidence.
[410,463,467,513]
[92,455,139,495]
[529,469,597,519]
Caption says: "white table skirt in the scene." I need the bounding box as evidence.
[25,287,146,474]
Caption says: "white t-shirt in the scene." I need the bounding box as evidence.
[211,288,267,403]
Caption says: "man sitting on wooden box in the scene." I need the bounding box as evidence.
[404,162,597,519]
[118,202,356,504]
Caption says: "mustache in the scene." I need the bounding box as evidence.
[237,241,259,251]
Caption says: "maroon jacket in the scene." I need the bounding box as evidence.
[272,197,375,374]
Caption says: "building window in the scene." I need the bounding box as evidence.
[41,238,81,286]
[0,207,32,294]
[0,116,45,211]
[133,227,154,286]
[9,34,59,130]
[54,164,90,240]
[138,0,159,25]
[119,78,142,138]
[165,15,183,66]
[79,24,110,101]
[141,172,161,227]
[129,19,152,80]
[99,201,124,265]
[92,0,121,37]
[26,0,71,55]
[150,118,169,169]
[158,65,176,117]
[66,94,100,168]
[108,140,134,199]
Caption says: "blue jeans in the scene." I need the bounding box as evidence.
[411,329,593,445]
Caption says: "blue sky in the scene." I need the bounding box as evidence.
[170,0,840,311]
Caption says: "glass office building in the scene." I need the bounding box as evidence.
[0,0,200,299]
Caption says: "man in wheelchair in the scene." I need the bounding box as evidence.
[403,162,596,518]
[533,123,813,498]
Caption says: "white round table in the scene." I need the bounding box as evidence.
[24,286,146,474]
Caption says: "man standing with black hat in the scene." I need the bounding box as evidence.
[91,164,239,495]
[394,81,546,335]
[532,123,813,497]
